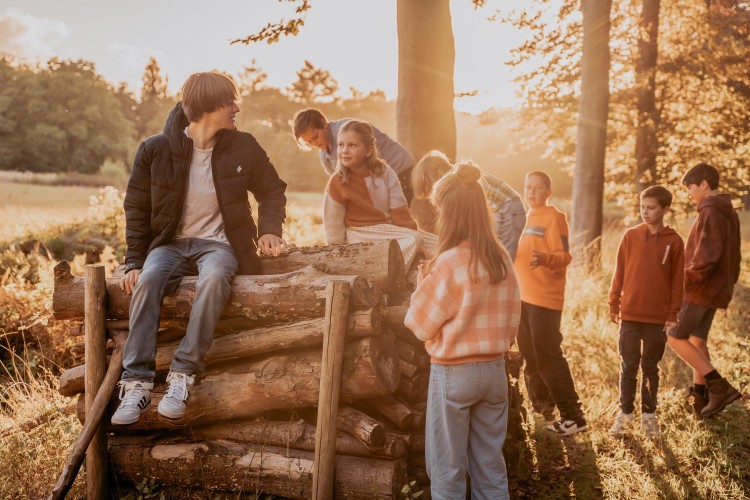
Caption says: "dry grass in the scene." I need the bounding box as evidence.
[1,183,749,498]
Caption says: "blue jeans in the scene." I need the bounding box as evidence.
[121,238,238,382]
[495,197,527,261]
[426,359,510,500]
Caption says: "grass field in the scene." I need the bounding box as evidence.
[0,182,748,498]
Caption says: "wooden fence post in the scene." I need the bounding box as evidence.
[85,265,107,499]
[312,281,351,500]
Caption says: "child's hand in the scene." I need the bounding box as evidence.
[664,321,678,332]
[610,312,620,324]
[530,250,548,269]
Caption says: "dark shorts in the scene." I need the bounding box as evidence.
[667,302,717,340]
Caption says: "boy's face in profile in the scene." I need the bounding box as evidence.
[524,174,551,209]
[685,180,710,205]
[640,196,668,226]
[299,124,330,150]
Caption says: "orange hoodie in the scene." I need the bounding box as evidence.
[608,224,685,324]
[513,205,572,311]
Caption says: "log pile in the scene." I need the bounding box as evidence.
[54,240,438,499]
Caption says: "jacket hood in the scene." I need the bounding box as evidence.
[698,193,735,219]
[635,223,678,241]
[163,102,190,156]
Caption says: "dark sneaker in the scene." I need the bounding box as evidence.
[546,418,587,436]
[686,386,707,415]
[701,378,741,418]
[111,380,153,425]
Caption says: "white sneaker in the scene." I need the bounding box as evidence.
[608,411,634,434]
[157,372,195,420]
[111,380,153,425]
[546,418,588,436]
[641,412,659,437]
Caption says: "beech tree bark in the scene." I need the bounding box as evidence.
[571,0,612,269]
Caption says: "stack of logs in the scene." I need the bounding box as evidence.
[53,240,438,499]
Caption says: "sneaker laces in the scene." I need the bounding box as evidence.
[117,381,148,408]
[164,373,193,402]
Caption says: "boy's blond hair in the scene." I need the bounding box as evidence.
[181,72,239,123]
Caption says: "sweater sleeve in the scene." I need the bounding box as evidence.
[323,182,347,245]
[372,124,415,174]
[386,168,418,230]
[404,258,461,343]
[608,233,627,315]
[668,235,685,322]
[685,208,724,289]
[541,212,573,270]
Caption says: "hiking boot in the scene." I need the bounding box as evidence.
[608,411,634,435]
[157,372,195,420]
[641,412,659,438]
[701,378,741,418]
[111,380,153,425]
[546,417,587,436]
[686,386,707,415]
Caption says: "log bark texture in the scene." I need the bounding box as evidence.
[260,240,405,292]
[78,337,401,430]
[192,419,405,459]
[108,436,407,499]
[53,262,377,321]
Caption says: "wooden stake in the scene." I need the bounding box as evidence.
[312,281,351,500]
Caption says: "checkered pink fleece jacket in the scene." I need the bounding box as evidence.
[405,242,521,364]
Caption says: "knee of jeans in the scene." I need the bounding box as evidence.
[197,269,233,291]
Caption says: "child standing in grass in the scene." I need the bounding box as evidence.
[608,186,684,436]
[405,162,521,499]
[667,163,742,417]
[323,119,434,268]
[514,171,587,435]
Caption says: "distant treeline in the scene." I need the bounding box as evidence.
[0,57,563,194]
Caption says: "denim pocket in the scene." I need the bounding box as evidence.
[445,364,483,404]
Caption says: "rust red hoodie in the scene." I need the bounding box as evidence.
[684,194,741,309]
[609,224,685,324]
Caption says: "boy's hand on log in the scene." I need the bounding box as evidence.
[258,234,287,257]
[120,269,140,295]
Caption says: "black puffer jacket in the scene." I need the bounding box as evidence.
[124,103,287,275]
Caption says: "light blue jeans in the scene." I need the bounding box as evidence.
[495,197,527,261]
[121,238,238,382]
[426,359,510,500]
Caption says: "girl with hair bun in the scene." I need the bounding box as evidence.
[405,162,521,499]
[323,119,435,268]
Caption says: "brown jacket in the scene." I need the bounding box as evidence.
[609,224,685,324]
[684,194,741,309]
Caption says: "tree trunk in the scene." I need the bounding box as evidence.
[634,0,660,195]
[191,419,406,459]
[359,395,416,431]
[336,406,386,447]
[571,0,612,270]
[397,0,456,231]
[53,262,377,321]
[78,337,400,430]
[59,312,382,397]
[259,241,405,292]
[108,436,407,499]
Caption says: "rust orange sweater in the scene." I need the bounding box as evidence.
[513,205,572,311]
[608,224,685,324]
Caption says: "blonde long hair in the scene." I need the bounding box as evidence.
[430,162,508,283]
[412,150,452,200]
[334,120,387,184]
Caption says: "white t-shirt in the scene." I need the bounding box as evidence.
[174,142,228,244]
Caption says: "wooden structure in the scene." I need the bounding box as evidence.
[51,241,437,498]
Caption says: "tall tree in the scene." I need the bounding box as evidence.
[634,0,660,195]
[571,0,611,267]
[136,57,172,139]
[396,0,456,161]
[287,60,339,104]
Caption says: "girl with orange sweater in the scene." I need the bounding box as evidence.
[323,120,434,268]
[405,163,521,499]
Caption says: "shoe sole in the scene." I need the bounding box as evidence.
[157,403,186,420]
[546,424,588,436]
[700,392,742,418]
[111,402,151,426]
